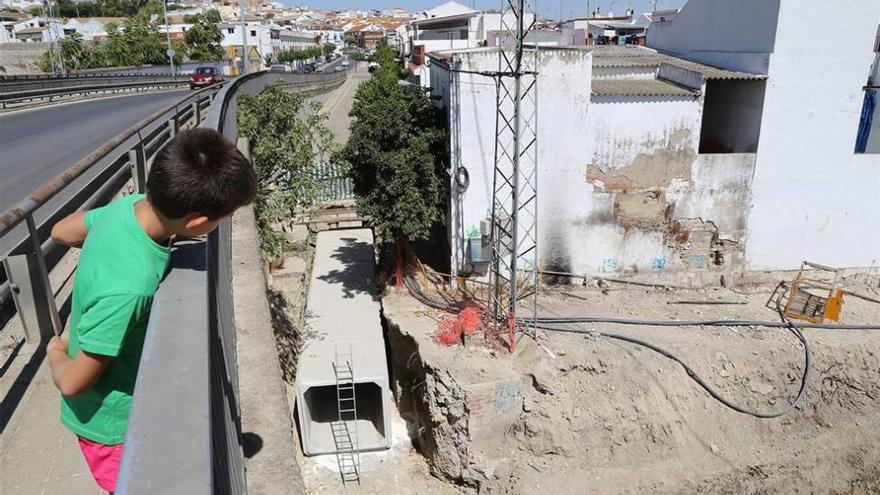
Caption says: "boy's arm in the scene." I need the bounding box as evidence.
[47,336,112,396]
[51,211,88,248]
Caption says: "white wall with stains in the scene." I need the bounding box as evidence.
[437,45,759,280]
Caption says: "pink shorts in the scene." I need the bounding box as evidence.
[77,436,124,493]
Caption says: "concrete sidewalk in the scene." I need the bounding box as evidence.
[1,351,102,495]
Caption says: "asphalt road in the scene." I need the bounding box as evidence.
[0,89,189,214]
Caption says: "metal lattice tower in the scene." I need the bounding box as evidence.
[489,0,539,348]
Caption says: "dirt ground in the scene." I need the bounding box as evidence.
[377,281,880,495]
[274,207,880,494]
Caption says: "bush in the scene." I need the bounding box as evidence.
[237,82,335,260]
[341,41,448,247]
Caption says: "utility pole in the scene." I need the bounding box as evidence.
[239,0,248,74]
[161,0,175,77]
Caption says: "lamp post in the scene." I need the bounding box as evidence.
[161,0,175,77]
[239,0,248,74]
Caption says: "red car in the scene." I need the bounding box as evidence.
[189,67,224,89]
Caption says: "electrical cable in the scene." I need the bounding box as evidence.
[531,290,815,418]
[527,316,880,330]
[402,271,877,417]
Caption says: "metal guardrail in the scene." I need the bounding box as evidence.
[0,84,223,335]
[115,67,352,494]
[0,79,190,108]
[0,73,179,93]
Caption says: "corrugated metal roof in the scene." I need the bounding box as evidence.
[591,78,698,97]
[591,45,765,80]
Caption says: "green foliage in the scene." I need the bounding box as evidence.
[205,8,221,22]
[277,45,323,63]
[94,17,166,66]
[40,16,176,73]
[322,43,336,57]
[136,0,163,20]
[237,82,335,260]
[183,12,224,61]
[341,42,448,244]
[343,32,357,46]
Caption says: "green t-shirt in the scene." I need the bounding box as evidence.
[60,194,170,445]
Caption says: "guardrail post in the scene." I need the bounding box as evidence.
[192,100,201,124]
[129,142,147,194]
[3,214,62,342]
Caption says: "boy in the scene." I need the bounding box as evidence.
[47,128,256,493]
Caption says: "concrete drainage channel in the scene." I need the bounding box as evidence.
[296,229,392,472]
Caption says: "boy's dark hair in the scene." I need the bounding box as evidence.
[147,128,257,220]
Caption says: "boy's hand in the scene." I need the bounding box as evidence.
[47,336,68,355]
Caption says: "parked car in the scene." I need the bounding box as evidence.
[269,64,290,73]
[341,59,350,67]
[334,66,344,72]
[189,66,224,89]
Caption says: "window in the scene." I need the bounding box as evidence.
[250,29,256,37]
[227,27,234,34]
[854,27,880,154]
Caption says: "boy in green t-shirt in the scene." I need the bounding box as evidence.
[46,128,256,493]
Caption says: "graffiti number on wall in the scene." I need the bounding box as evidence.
[651,257,667,271]
[602,258,618,272]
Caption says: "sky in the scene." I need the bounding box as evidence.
[291,0,687,21]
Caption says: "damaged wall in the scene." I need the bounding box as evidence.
[438,46,758,283]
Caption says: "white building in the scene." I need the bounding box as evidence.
[405,1,534,88]
[12,16,63,42]
[306,28,345,48]
[427,0,880,283]
[221,23,317,65]
[62,17,127,41]
[649,0,880,271]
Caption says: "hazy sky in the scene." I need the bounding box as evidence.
[292,0,687,20]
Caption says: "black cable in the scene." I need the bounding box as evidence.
[529,316,880,330]
[533,290,811,418]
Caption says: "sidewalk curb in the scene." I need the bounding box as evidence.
[232,205,306,494]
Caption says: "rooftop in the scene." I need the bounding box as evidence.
[591,45,766,80]
[591,78,697,97]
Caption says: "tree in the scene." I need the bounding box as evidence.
[237,82,335,260]
[340,41,448,284]
[205,8,221,23]
[322,43,336,57]
[137,0,164,20]
[97,23,130,66]
[121,16,166,65]
[184,12,224,61]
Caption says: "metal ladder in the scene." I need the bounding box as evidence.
[332,344,360,485]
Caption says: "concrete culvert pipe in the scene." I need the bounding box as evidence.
[295,229,392,455]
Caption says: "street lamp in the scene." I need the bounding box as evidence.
[161,0,175,77]
[239,0,248,74]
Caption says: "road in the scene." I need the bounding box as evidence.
[314,62,370,145]
[0,89,188,214]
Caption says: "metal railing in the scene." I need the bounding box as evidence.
[0,84,223,338]
[0,78,190,108]
[0,73,179,94]
[313,162,356,202]
[116,67,352,494]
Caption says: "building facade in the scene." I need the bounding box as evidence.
[428,0,879,283]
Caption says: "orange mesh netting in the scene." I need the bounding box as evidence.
[434,306,482,345]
